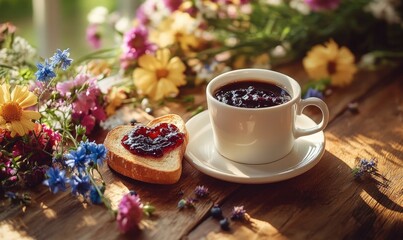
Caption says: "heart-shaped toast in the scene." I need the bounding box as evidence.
[104,114,188,184]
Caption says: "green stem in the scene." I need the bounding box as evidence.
[187,37,282,61]
[85,167,115,217]
[0,64,15,69]
[37,77,58,108]
[73,48,119,65]
[370,50,403,59]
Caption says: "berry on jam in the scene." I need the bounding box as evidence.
[214,81,291,108]
[121,123,185,158]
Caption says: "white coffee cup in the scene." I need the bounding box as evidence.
[206,69,329,164]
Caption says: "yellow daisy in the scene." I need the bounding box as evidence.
[303,39,357,87]
[0,84,41,137]
[133,48,186,101]
[105,87,126,116]
[150,12,200,52]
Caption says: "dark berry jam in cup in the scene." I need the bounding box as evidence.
[121,123,185,158]
[214,81,291,108]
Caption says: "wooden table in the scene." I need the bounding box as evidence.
[1,63,402,239]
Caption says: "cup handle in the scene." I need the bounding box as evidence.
[293,97,329,138]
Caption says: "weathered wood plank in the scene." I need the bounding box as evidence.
[187,72,403,239]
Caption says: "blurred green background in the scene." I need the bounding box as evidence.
[0,0,120,58]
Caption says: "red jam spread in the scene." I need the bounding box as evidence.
[121,123,185,158]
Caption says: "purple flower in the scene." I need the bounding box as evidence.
[50,48,73,70]
[304,0,341,11]
[231,206,246,220]
[163,0,183,12]
[194,185,209,198]
[353,158,377,179]
[117,193,143,233]
[86,24,101,49]
[303,88,324,99]
[35,59,56,82]
[120,26,156,69]
[43,167,68,193]
[70,175,92,196]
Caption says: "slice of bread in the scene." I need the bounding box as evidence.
[104,114,188,184]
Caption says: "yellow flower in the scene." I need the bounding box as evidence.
[0,84,41,137]
[87,60,112,77]
[150,12,200,52]
[303,39,357,87]
[133,49,186,101]
[105,87,126,116]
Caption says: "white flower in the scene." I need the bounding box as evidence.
[265,0,283,6]
[0,36,36,66]
[87,6,109,24]
[365,0,402,25]
[114,17,130,33]
[140,0,171,27]
[289,0,311,15]
[358,53,377,70]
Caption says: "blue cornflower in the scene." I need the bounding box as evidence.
[80,141,107,166]
[70,175,92,196]
[65,146,88,171]
[89,185,104,204]
[303,88,324,99]
[35,59,56,81]
[51,48,73,70]
[43,167,68,194]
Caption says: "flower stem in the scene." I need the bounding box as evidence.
[85,168,115,217]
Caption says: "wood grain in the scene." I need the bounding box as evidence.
[1,65,402,240]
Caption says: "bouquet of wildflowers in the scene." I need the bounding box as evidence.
[0,36,112,208]
[87,0,403,104]
[1,23,157,231]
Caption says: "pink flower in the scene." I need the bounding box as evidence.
[56,80,75,97]
[81,115,96,134]
[56,74,90,97]
[120,26,156,69]
[92,104,107,121]
[304,0,341,11]
[163,0,183,12]
[117,193,143,233]
[73,91,96,114]
[56,74,106,135]
[86,24,101,49]
[135,6,148,25]
[40,124,61,147]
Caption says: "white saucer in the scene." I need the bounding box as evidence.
[184,110,325,184]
